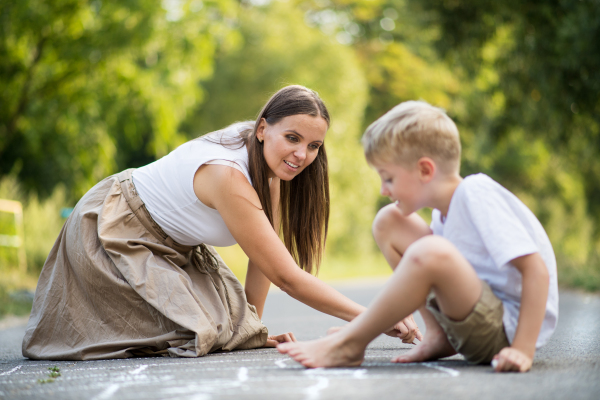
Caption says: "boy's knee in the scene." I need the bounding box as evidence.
[372,204,429,244]
[404,236,458,270]
[372,204,400,242]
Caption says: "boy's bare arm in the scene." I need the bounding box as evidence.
[494,252,549,372]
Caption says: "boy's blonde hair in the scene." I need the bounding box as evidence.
[362,101,461,173]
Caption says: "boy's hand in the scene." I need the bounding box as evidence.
[385,314,423,344]
[492,347,532,372]
[263,332,297,347]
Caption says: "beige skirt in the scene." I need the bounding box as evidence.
[22,169,267,360]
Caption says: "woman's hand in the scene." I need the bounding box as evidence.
[384,314,423,344]
[326,314,423,344]
[263,332,297,347]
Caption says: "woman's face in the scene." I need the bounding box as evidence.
[256,114,328,181]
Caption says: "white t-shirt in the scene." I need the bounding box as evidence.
[132,122,254,247]
[430,173,558,348]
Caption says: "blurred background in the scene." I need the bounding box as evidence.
[1,0,599,318]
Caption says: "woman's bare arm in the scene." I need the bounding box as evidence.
[194,164,366,322]
[244,177,281,318]
[245,260,270,318]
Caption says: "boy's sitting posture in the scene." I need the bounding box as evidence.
[278,101,558,372]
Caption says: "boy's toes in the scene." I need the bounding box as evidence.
[391,355,407,363]
[277,343,293,353]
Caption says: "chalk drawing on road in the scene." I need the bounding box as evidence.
[353,369,367,379]
[0,365,21,376]
[238,367,248,382]
[92,383,120,400]
[305,376,329,400]
[129,365,148,375]
[423,362,460,377]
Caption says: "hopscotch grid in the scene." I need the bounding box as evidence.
[3,372,458,393]
[0,365,303,381]
[1,372,459,399]
[1,363,458,381]
[0,357,288,376]
[1,364,451,378]
[1,356,460,398]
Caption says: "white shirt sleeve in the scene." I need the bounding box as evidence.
[463,178,539,269]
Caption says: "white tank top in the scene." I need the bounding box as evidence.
[132,122,254,247]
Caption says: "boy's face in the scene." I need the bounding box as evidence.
[374,161,425,216]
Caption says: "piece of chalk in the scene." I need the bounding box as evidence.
[491,359,498,369]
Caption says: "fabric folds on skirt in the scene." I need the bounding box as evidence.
[22,169,267,360]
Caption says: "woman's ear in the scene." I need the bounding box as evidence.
[417,157,436,182]
[256,118,267,142]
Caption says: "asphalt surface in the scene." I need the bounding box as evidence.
[0,279,599,400]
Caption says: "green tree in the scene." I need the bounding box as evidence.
[1,0,239,199]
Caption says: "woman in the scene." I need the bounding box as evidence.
[22,85,420,360]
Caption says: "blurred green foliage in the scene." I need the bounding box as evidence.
[296,0,600,289]
[1,0,240,198]
[0,0,599,304]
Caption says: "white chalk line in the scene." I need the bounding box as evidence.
[423,362,460,377]
[354,369,367,379]
[0,365,21,376]
[238,367,248,382]
[92,383,120,400]
[129,365,148,375]
[305,376,329,400]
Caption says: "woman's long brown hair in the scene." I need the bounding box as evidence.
[239,85,331,274]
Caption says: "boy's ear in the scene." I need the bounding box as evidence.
[417,157,436,182]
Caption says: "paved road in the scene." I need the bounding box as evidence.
[1,280,599,399]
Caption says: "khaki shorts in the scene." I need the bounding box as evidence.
[425,281,510,364]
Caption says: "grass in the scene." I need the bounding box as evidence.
[38,367,61,384]
[0,269,38,319]
[557,253,600,292]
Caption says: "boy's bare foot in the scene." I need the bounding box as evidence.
[277,334,365,368]
[392,328,456,363]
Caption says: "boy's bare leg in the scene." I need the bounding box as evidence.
[372,205,431,341]
[391,306,456,363]
[277,235,482,368]
[373,206,455,361]
[372,204,432,271]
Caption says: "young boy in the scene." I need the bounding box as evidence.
[277,101,558,372]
